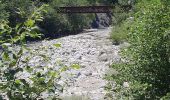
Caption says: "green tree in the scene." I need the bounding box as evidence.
[109,0,170,99]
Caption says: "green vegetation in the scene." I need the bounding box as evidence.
[110,1,132,44]
[0,0,111,99]
[1,0,111,39]
[0,1,82,99]
[0,0,127,39]
[0,4,59,99]
[2,0,170,99]
[40,0,94,37]
[111,19,130,45]
[108,0,170,99]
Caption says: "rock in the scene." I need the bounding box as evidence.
[91,13,112,28]
[84,72,92,76]
[99,51,105,56]
[58,80,66,86]
[98,53,108,62]
[74,72,81,78]
[123,82,130,88]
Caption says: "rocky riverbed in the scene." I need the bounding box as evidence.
[20,27,122,100]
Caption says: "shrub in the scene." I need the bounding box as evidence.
[0,4,62,99]
[4,0,34,26]
[0,0,9,21]
[108,0,170,99]
[111,19,131,45]
[111,3,132,44]
[39,0,94,37]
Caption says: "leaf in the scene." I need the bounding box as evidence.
[70,64,81,70]
[48,71,58,77]
[20,79,29,87]
[60,66,68,72]
[20,32,26,41]
[9,60,17,67]
[12,36,20,43]
[17,49,23,56]
[12,53,17,60]
[39,77,45,82]
[53,43,61,48]
[29,31,41,38]
[2,43,11,49]
[26,66,33,73]
[0,61,3,67]
[15,23,22,31]
[25,19,35,27]
[15,79,21,84]
[2,52,10,61]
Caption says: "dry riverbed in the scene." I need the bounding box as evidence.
[23,27,122,100]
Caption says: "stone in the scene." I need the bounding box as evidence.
[123,82,130,88]
[99,53,108,62]
[84,72,92,76]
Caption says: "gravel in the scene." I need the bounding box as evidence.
[21,27,123,100]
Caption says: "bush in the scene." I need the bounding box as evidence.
[108,0,170,99]
[111,19,131,45]
[111,2,133,44]
[39,0,94,37]
[4,0,34,26]
[0,4,61,99]
[0,0,9,21]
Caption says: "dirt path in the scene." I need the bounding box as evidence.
[27,27,121,100]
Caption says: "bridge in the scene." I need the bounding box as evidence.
[56,5,132,13]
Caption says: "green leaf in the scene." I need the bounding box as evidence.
[12,53,17,60]
[15,23,22,31]
[2,52,10,61]
[20,32,26,41]
[26,66,33,73]
[60,66,68,72]
[20,79,29,87]
[17,49,23,56]
[29,31,41,38]
[48,71,58,77]
[25,19,35,27]
[9,60,17,67]
[70,64,81,70]
[0,61,3,67]
[12,36,20,43]
[2,43,11,49]
[39,77,45,82]
[53,43,61,48]
[15,79,21,84]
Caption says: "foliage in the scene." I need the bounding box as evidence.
[39,0,94,37]
[0,0,9,21]
[1,0,96,38]
[108,0,170,99]
[0,4,64,99]
[111,1,133,44]
[3,0,34,27]
[111,18,131,45]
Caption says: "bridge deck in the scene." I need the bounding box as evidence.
[56,5,131,13]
